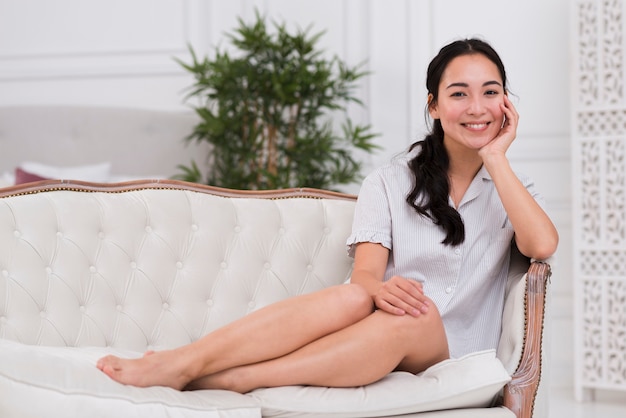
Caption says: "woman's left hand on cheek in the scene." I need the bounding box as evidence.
[480,94,519,158]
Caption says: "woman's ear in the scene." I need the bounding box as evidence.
[427,93,438,119]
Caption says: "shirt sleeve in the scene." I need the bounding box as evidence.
[346,170,394,258]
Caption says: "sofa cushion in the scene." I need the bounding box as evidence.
[0,339,260,418]
[0,339,510,418]
[251,350,511,417]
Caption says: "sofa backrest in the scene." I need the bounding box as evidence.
[0,181,356,351]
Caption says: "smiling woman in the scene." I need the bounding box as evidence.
[96,38,558,405]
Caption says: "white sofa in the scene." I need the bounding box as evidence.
[0,179,552,418]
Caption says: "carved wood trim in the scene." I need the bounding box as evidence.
[502,261,552,418]
[0,179,358,201]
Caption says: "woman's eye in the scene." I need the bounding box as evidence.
[451,92,466,97]
[485,90,499,96]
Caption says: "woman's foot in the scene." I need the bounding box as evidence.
[96,349,193,390]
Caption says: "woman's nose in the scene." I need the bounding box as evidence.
[467,97,486,114]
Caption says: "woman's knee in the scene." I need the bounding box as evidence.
[391,300,447,347]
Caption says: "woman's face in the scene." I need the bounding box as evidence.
[429,53,505,152]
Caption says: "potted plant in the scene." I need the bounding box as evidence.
[174,11,378,190]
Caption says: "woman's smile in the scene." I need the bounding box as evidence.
[462,122,490,131]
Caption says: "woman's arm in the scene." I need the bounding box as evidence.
[483,155,558,260]
[480,95,559,260]
[350,242,430,317]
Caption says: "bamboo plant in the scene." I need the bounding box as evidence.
[174,11,378,190]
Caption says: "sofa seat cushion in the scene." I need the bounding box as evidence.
[0,339,510,418]
[251,350,511,417]
[0,339,260,418]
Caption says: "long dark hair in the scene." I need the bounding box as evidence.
[406,39,508,246]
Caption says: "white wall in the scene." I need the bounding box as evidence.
[0,0,574,390]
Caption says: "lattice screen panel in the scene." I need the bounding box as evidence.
[573,0,626,400]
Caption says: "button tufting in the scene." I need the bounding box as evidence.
[206,299,213,306]
[191,224,199,231]
[130,262,137,269]
[248,301,256,309]
[98,231,105,239]
[89,266,97,273]
[176,261,183,269]
[307,264,313,271]
[79,306,86,313]
[40,311,46,318]
[45,267,52,274]
[278,227,285,234]
[264,262,271,270]
[145,226,153,233]
[56,231,63,238]
[116,305,123,312]
[324,227,330,234]
[0,316,7,324]
[162,302,169,310]
[2,270,8,278]
[234,226,241,233]
[13,230,20,238]
[220,262,227,269]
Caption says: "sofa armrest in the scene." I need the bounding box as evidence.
[502,261,552,418]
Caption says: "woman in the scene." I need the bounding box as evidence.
[96,38,558,393]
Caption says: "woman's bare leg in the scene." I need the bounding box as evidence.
[186,300,449,393]
[96,284,373,389]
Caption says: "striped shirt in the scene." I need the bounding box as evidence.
[346,150,543,358]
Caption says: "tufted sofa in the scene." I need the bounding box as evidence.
[0,179,552,418]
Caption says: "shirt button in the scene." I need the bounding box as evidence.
[454,248,461,255]
[445,287,453,294]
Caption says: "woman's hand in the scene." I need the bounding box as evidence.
[373,275,430,317]
[479,94,519,161]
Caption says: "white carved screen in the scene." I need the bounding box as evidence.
[572,0,626,401]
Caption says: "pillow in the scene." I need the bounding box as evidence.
[14,162,112,184]
[0,171,17,188]
[251,349,511,417]
[14,167,48,184]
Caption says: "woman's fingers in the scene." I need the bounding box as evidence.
[375,277,429,316]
